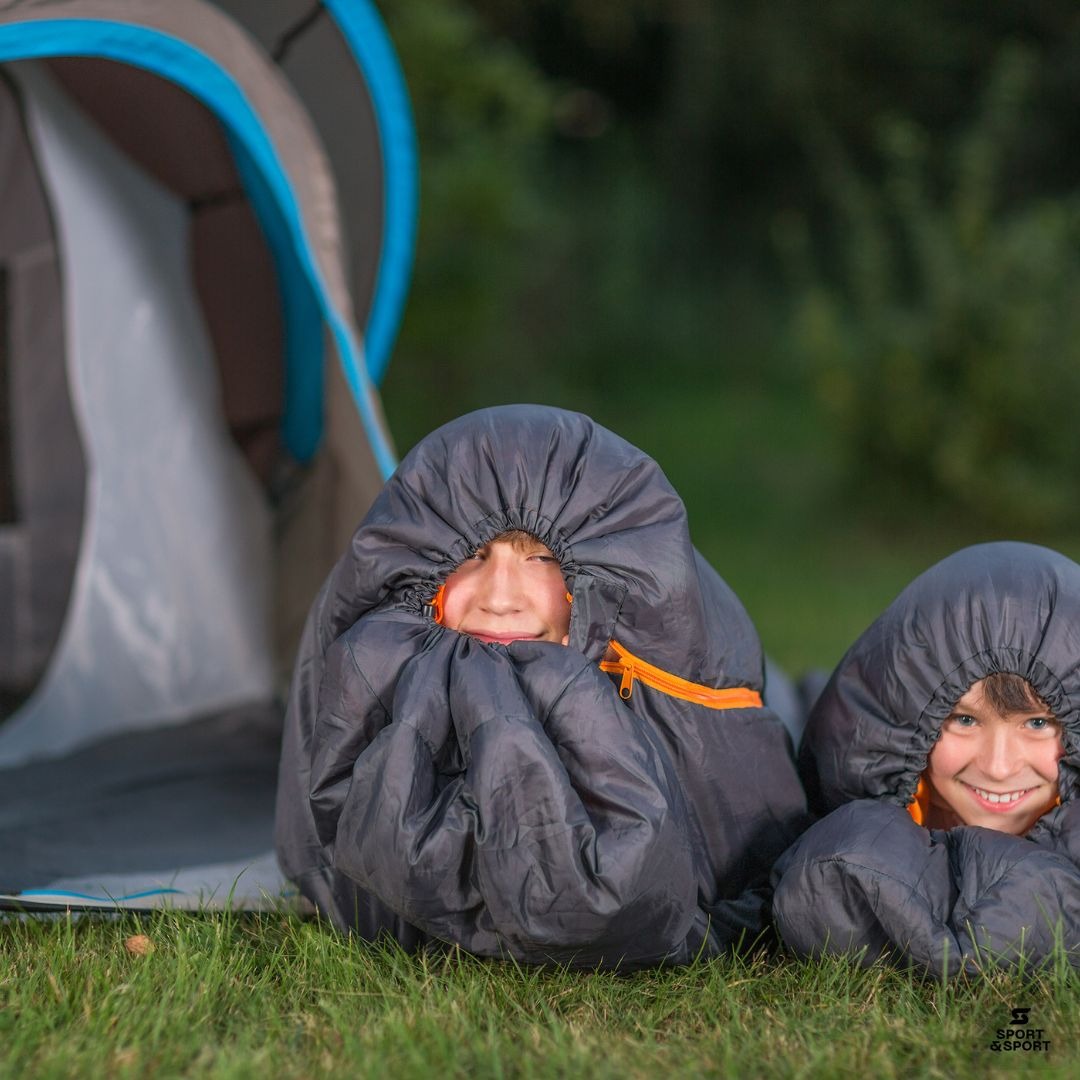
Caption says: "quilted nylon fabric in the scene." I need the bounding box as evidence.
[773,542,1080,974]
[275,405,808,967]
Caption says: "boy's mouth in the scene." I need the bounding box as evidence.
[466,631,541,645]
[961,781,1036,810]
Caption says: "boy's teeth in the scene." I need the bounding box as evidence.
[974,787,1026,804]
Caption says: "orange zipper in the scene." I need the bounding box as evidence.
[599,640,763,709]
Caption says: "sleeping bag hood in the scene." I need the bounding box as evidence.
[775,542,1080,973]
[801,541,1080,816]
[276,404,808,968]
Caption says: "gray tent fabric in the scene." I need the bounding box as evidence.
[0,0,355,326]
[0,61,284,909]
[213,0,390,343]
[276,405,809,968]
[0,1,413,911]
[1,703,282,904]
[0,61,276,767]
[772,542,1080,973]
[42,52,287,481]
[0,71,85,712]
[0,0,402,540]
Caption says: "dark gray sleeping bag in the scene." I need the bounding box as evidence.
[772,542,1080,974]
[275,405,808,967]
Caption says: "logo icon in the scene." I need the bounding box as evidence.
[988,1007,1051,1055]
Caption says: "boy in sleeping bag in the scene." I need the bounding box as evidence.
[275,405,808,968]
[772,542,1080,974]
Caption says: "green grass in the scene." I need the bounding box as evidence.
[2,912,1076,1078]
[12,338,1080,1075]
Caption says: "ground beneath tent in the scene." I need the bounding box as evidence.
[0,702,290,910]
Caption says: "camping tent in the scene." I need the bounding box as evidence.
[0,0,417,910]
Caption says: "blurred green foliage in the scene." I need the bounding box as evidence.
[379,0,556,415]
[374,1,1080,666]
[381,2,1080,464]
[785,45,1080,528]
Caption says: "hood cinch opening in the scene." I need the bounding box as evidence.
[407,508,579,622]
[899,647,1079,812]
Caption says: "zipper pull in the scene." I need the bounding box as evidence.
[426,585,445,624]
[618,661,635,700]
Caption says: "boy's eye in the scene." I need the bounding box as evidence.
[946,714,978,730]
[1025,716,1058,733]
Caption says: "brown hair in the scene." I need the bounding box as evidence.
[980,672,1052,717]
[492,529,548,552]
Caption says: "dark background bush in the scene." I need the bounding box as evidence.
[374,0,1080,665]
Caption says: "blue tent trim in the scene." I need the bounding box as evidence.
[324,0,419,387]
[0,18,401,478]
[17,888,182,902]
[226,134,325,463]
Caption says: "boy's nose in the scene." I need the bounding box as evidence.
[977,728,1021,780]
[477,561,524,613]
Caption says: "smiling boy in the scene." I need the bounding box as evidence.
[437,531,571,646]
[771,542,1080,974]
[275,405,808,968]
[914,674,1063,834]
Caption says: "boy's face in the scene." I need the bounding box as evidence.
[441,536,571,645]
[925,678,1064,834]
